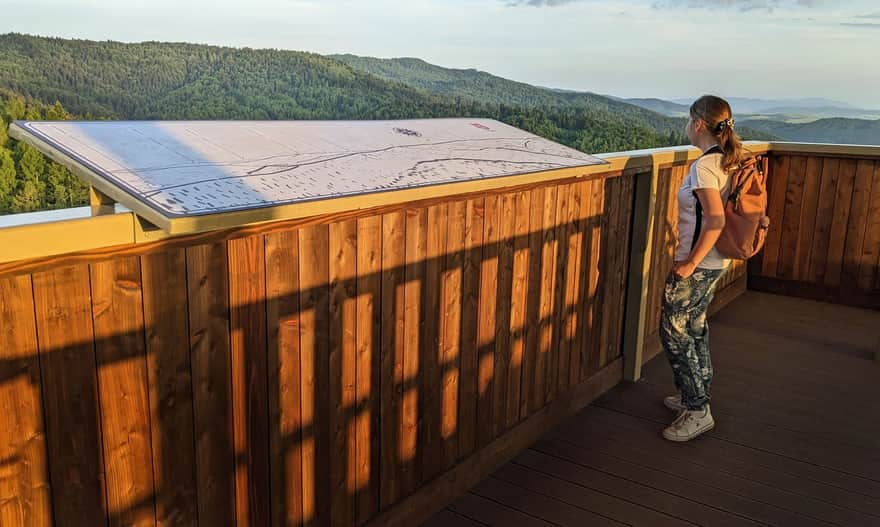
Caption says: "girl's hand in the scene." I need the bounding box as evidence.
[673,260,696,279]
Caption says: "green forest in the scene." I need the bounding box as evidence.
[0,33,772,215]
[0,90,88,214]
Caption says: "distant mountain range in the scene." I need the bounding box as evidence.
[739,118,880,146]
[624,96,880,145]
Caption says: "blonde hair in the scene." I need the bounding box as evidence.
[690,95,743,172]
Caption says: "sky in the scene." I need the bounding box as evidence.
[2,0,879,108]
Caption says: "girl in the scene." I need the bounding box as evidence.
[660,95,742,442]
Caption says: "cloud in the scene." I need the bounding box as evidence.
[652,0,829,11]
[841,22,880,28]
[505,0,581,6]
[856,12,880,18]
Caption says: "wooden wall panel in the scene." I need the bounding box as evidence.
[355,216,382,523]
[379,211,406,508]
[519,187,544,418]
[141,249,198,527]
[186,242,236,527]
[492,193,515,438]
[421,204,447,482]
[227,235,271,527]
[506,190,531,428]
[439,201,465,471]
[89,257,156,527]
[329,220,358,527]
[0,275,51,527]
[401,208,425,494]
[750,154,880,308]
[457,199,484,459]
[265,230,304,527]
[1,171,657,527]
[298,225,331,527]
[33,265,106,527]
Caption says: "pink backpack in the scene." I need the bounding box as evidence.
[694,151,770,260]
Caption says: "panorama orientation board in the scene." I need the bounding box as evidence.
[12,118,607,233]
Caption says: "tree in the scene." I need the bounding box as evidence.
[12,143,46,212]
[0,149,15,212]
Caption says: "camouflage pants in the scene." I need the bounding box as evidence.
[660,267,726,411]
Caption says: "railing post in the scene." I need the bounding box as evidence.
[90,185,116,216]
[621,156,659,382]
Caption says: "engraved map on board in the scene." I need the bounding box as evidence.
[19,118,607,217]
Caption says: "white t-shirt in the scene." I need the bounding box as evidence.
[675,150,732,270]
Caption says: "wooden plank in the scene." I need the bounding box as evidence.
[422,204,448,482]
[506,190,531,428]
[560,182,583,392]
[824,159,857,287]
[600,177,625,367]
[586,179,605,376]
[493,192,515,438]
[519,187,544,418]
[572,180,594,384]
[89,257,156,527]
[33,265,106,527]
[533,186,557,411]
[186,242,236,527]
[476,196,499,447]
[457,199,484,459]
[0,275,51,527]
[777,155,808,279]
[298,225,331,527]
[402,208,426,493]
[356,216,382,522]
[518,448,761,527]
[547,184,570,404]
[422,509,487,527]
[610,175,635,365]
[583,403,880,506]
[329,220,358,527]
[265,230,304,527]
[362,358,623,527]
[380,211,406,507]
[858,162,880,291]
[547,425,863,527]
[448,492,555,527]
[227,235,271,527]
[140,249,198,527]
[440,201,465,470]
[793,156,823,281]
[470,476,626,527]
[807,158,840,283]
[841,160,876,288]
[493,463,689,527]
[762,154,791,277]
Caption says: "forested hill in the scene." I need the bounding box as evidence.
[331,54,686,135]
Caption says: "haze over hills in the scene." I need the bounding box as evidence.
[624,95,880,144]
[739,118,880,146]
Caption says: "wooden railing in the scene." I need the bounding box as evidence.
[748,144,880,309]
[1,141,877,527]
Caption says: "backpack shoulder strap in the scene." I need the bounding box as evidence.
[690,146,723,250]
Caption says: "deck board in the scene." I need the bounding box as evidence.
[427,291,880,527]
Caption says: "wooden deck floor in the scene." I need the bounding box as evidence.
[424,291,880,527]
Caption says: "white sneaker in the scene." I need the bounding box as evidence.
[663,394,685,413]
[662,405,714,442]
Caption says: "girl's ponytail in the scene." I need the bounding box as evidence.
[690,95,743,171]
